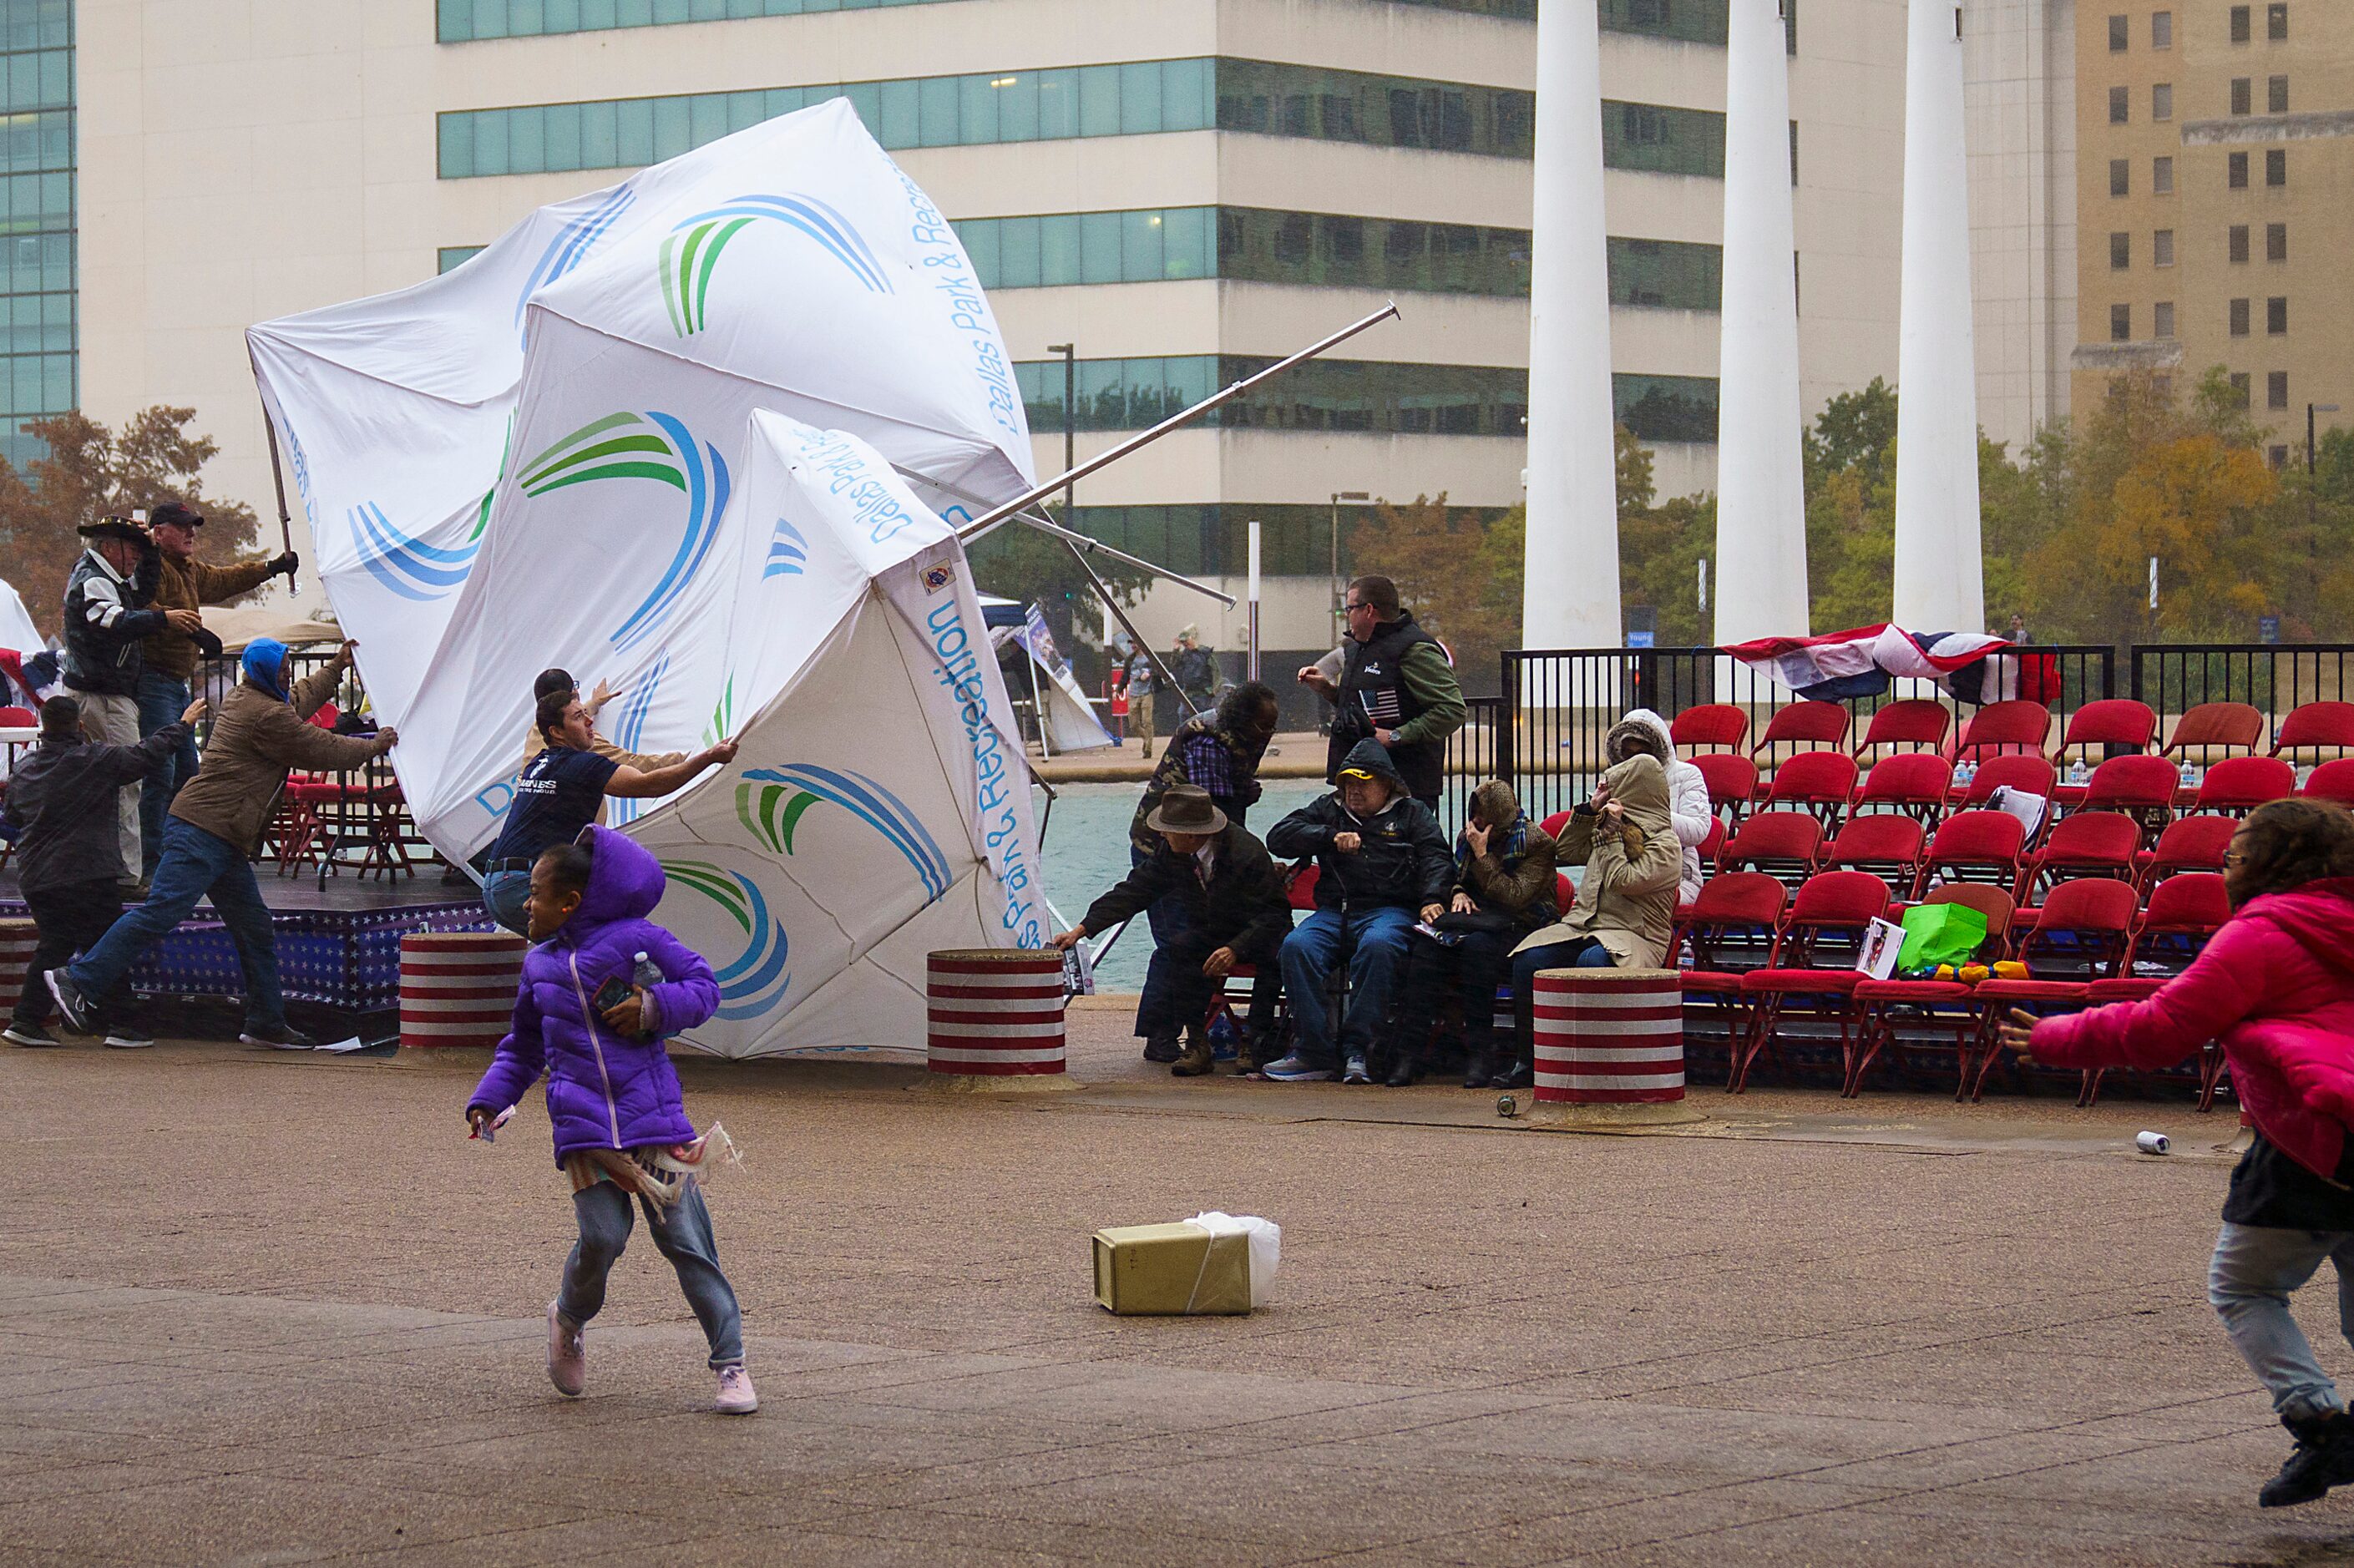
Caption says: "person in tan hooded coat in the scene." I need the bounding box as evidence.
[1489,752,1683,1089]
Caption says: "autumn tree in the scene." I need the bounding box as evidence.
[0,407,265,639]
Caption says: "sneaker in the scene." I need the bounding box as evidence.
[43,971,94,1035]
[240,1024,316,1050]
[1342,1051,1371,1085]
[714,1363,757,1415]
[2262,1414,2354,1507]
[3,1022,56,1048]
[103,1025,154,1050]
[1260,1052,1336,1083]
[546,1301,585,1397]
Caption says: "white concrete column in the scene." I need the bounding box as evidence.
[1522,0,1621,650]
[1713,0,1810,645]
[1892,0,1987,632]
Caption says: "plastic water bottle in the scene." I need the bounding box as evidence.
[2068,758,2088,787]
[1954,758,1977,789]
[2179,760,2200,790]
[631,950,662,989]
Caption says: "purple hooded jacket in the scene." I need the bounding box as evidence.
[468,825,721,1165]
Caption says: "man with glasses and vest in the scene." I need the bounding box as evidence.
[1298,574,1466,813]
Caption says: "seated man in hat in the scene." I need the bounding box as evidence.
[1261,739,1454,1084]
[1048,783,1293,1076]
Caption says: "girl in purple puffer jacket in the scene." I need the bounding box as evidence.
[466,825,755,1415]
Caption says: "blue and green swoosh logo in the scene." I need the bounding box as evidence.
[661,860,791,1022]
[659,193,891,337]
[348,502,483,602]
[739,763,952,903]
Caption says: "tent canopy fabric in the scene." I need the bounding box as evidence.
[1724,625,2016,703]
[0,576,42,656]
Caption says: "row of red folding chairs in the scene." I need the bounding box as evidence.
[1671,695,2354,766]
[1674,870,2230,1108]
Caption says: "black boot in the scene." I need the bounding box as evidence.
[1142,1030,1181,1064]
[1385,1041,1419,1087]
[2262,1413,2354,1507]
[1461,1053,1494,1089]
[1492,1057,1534,1091]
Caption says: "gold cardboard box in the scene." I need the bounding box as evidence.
[1091,1222,1254,1315]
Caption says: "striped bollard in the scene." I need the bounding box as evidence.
[399,931,527,1050]
[926,948,1069,1081]
[1531,966,1689,1108]
[0,918,34,1019]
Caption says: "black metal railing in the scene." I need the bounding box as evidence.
[2129,644,2354,726]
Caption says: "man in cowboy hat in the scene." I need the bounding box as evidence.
[60,517,199,884]
[1049,783,1293,1076]
[135,499,297,878]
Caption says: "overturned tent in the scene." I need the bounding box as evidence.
[0,576,40,658]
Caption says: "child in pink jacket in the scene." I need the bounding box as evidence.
[1999,798,2354,1508]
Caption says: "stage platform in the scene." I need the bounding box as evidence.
[0,867,492,1016]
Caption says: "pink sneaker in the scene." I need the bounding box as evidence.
[715,1363,757,1415]
[546,1301,585,1397]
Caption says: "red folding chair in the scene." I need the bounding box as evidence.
[2162,701,2266,762]
[1731,871,1890,1093]
[1750,701,1851,763]
[1719,810,1823,886]
[1851,699,1951,761]
[2134,813,2235,889]
[1952,701,2051,764]
[1851,753,1953,827]
[1915,810,2027,897]
[2305,758,2354,807]
[1818,815,1925,891]
[1759,751,1859,831]
[2273,701,2354,761]
[1212,863,1318,1039]
[2077,873,2233,1109]
[2069,754,2179,825]
[1695,816,1727,877]
[2048,698,2156,767]
[1848,883,2017,1099]
[1675,872,1787,1059]
[1539,810,1572,841]
[2193,756,2296,817]
[1671,703,1749,756]
[0,705,32,726]
[1691,753,1759,822]
[1953,753,2057,811]
[2018,811,2142,903]
[1966,878,2139,1100]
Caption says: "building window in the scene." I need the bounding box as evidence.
[0,2,74,471]
[2154,301,2176,336]
[2107,13,2128,50]
[2230,225,2250,263]
[1602,100,1729,178]
[2230,151,2250,188]
[2112,158,2131,196]
[2154,154,2174,193]
[2153,83,2173,120]
[2270,444,2291,468]
[1612,373,1720,443]
[2231,372,2252,408]
[2111,303,2132,341]
[2269,76,2288,113]
[435,0,1540,38]
[2231,78,2252,115]
[2110,231,2130,270]
[2230,297,2251,336]
[2268,222,2287,261]
[2269,296,2287,334]
[2154,230,2175,267]
[1014,354,1541,438]
[2108,85,2129,124]
[436,245,483,273]
[2270,3,2288,40]
[2268,148,2287,186]
[2154,10,2173,47]
[2270,371,2290,410]
[2231,5,2251,43]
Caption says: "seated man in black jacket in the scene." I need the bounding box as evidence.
[1050,784,1293,1076]
[1262,738,1454,1085]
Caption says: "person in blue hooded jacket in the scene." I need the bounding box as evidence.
[466,827,756,1416]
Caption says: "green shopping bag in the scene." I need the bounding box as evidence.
[1896,902,1989,971]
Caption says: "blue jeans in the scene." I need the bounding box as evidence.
[1509,938,1612,1060]
[2209,1222,2354,1422]
[562,1179,744,1368]
[66,817,284,1035]
[1278,904,1415,1064]
[134,673,198,878]
[484,869,531,937]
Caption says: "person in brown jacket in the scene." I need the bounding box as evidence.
[46,638,393,1050]
[135,501,298,879]
[1385,780,1560,1087]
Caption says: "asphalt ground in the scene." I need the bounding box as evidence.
[0,1004,2346,1565]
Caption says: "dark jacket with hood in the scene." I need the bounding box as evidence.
[468,825,724,1166]
[1452,780,1561,932]
[6,720,191,893]
[1267,739,1454,913]
[1084,819,1292,956]
[170,643,379,854]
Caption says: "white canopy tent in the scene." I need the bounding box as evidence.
[0,576,39,656]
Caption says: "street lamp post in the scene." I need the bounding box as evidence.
[1329,490,1369,648]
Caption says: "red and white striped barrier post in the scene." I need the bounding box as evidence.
[0,918,34,1019]
[926,948,1067,1079]
[399,930,527,1050]
[1531,967,1688,1106]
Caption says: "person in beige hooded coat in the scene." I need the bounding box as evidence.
[1489,753,1683,1088]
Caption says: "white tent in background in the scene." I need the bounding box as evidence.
[0,576,40,655]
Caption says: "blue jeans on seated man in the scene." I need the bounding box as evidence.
[483,869,532,937]
[134,672,200,878]
[63,817,286,1036]
[1509,938,1613,1063]
[1278,904,1415,1066]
